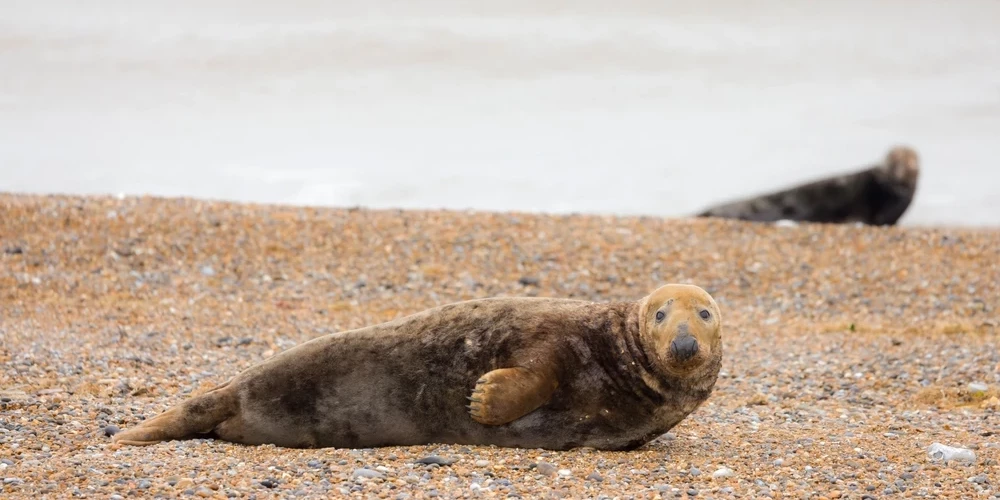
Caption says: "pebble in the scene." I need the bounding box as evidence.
[474,460,490,467]
[713,467,735,479]
[558,469,571,477]
[103,425,120,437]
[353,468,385,479]
[969,382,989,393]
[536,462,557,477]
[415,455,457,466]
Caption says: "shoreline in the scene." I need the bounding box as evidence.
[5,190,999,231]
[1,192,997,498]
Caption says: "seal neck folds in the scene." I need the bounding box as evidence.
[630,285,724,403]
[619,301,720,403]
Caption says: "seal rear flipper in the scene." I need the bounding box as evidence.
[112,382,238,446]
[467,367,558,426]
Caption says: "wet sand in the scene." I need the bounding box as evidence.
[1,193,997,498]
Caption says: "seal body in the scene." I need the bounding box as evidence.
[113,284,724,451]
[698,146,920,226]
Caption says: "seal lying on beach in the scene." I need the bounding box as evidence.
[112,284,724,451]
[697,146,920,226]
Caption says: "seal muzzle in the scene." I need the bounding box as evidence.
[670,334,698,362]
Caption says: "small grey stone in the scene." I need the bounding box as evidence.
[688,488,699,496]
[200,266,215,276]
[352,469,384,479]
[137,480,151,489]
[536,462,557,476]
[969,474,988,484]
[103,425,120,437]
[586,471,603,482]
[474,460,490,467]
[414,455,457,466]
[518,276,540,286]
[260,479,278,488]
[690,467,701,476]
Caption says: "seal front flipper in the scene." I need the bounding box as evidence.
[467,367,559,426]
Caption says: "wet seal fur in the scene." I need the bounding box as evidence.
[697,146,920,226]
[112,284,724,451]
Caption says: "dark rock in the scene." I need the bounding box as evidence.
[518,276,540,286]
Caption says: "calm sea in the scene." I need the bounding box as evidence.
[3,0,999,226]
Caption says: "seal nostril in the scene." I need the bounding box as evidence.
[670,335,699,362]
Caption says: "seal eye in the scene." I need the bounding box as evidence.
[655,311,665,322]
[699,309,711,320]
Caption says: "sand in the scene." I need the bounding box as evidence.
[1,193,997,499]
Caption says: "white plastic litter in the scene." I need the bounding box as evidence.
[927,443,976,464]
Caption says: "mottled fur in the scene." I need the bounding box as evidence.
[112,284,723,451]
[698,146,920,226]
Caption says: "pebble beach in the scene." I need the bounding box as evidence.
[1,192,998,498]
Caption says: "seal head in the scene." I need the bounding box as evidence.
[639,284,722,378]
[876,146,920,189]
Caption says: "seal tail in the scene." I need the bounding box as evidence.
[113,381,238,446]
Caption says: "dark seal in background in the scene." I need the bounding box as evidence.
[697,146,920,226]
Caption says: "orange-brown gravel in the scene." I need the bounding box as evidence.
[1,193,997,499]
